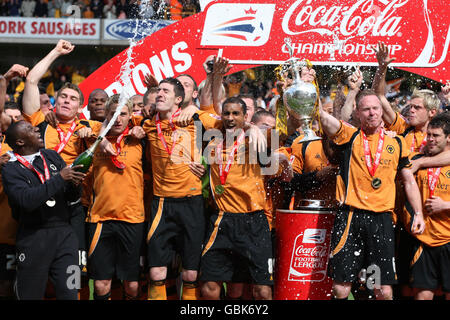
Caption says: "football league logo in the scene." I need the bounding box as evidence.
[201,3,275,46]
[302,229,326,244]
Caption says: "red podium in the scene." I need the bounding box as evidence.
[274,200,336,300]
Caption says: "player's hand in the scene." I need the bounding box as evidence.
[45,111,58,128]
[189,162,206,178]
[212,56,232,76]
[300,66,316,83]
[273,152,293,182]
[373,41,395,68]
[60,165,86,185]
[0,153,11,171]
[144,73,158,88]
[76,127,93,139]
[408,157,423,174]
[347,66,363,91]
[175,105,197,127]
[424,196,449,215]
[55,39,75,56]
[410,212,425,235]
[3,64,29,81]
[100,138,117,156]
[247,124,267,154]
[142,104,156,119]
[129,126,146,139]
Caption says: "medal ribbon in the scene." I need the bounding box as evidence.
[54,121,77,154]
[410,134,427,153]
[361,128,385,177]
[15,152,50,184]
[110,126,129,169]
[216,131,246,186]
[155,108,181,157]
[427,167,441,198]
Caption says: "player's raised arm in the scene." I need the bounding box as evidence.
[319,97,341,137]
[372,41,396,126]
[23,39,74,116]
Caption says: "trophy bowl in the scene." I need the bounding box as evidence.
[283,79,318,122]
[282,65,321,142]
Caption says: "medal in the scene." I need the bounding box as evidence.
[15,151,50,184]
[371,177,382,189]
[110,126,129,170]
[156,108,181,159]
[46,198,56,207]
[215,184,225,195]
[361,129,385,189]
[410,133,427,153]
[215,131,246,196]
[427,167,441,198]
[54,121,77,154]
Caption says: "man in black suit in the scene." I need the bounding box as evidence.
[2,120,86,300]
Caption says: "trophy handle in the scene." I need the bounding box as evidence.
[284,37,294,58]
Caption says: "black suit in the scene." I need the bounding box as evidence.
[2,149,80,300]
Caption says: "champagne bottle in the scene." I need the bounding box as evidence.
[71,136,103,173]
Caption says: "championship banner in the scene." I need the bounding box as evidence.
[79,0,450,116]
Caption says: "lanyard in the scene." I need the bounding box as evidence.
[361,128,385,177]
[216,131,246,185]
[54,121,77,154]
[155,108,181,156]
[411,133,427,153]
[110,126,129,169]
[427,167,441,198]
[15,152,50,184]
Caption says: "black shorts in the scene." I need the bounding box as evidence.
[328,207,397,285]
[395,225,419,285]
[200,210,273,286]
[87,221,145,282]
[410,242,450,292]
[15,224,79,300]
[0,244,16,281]
[146,195,205,271]
[69,200,87,267]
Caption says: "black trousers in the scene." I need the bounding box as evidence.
[15,224,79,300]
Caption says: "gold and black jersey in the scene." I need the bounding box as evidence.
[387,112,427,155]
[140,111,222,198]
[403,159,450,247]
[23,110,103,165]
[331,121,410,213]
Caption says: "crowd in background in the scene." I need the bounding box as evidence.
[4,63,450,123]
[0,0,201,20]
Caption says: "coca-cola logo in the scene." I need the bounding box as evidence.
[294,245,328,258]
[282,0,409,37]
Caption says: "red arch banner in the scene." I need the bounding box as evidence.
[79,0,450,116]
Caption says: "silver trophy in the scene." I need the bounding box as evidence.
[282,38,321,142]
